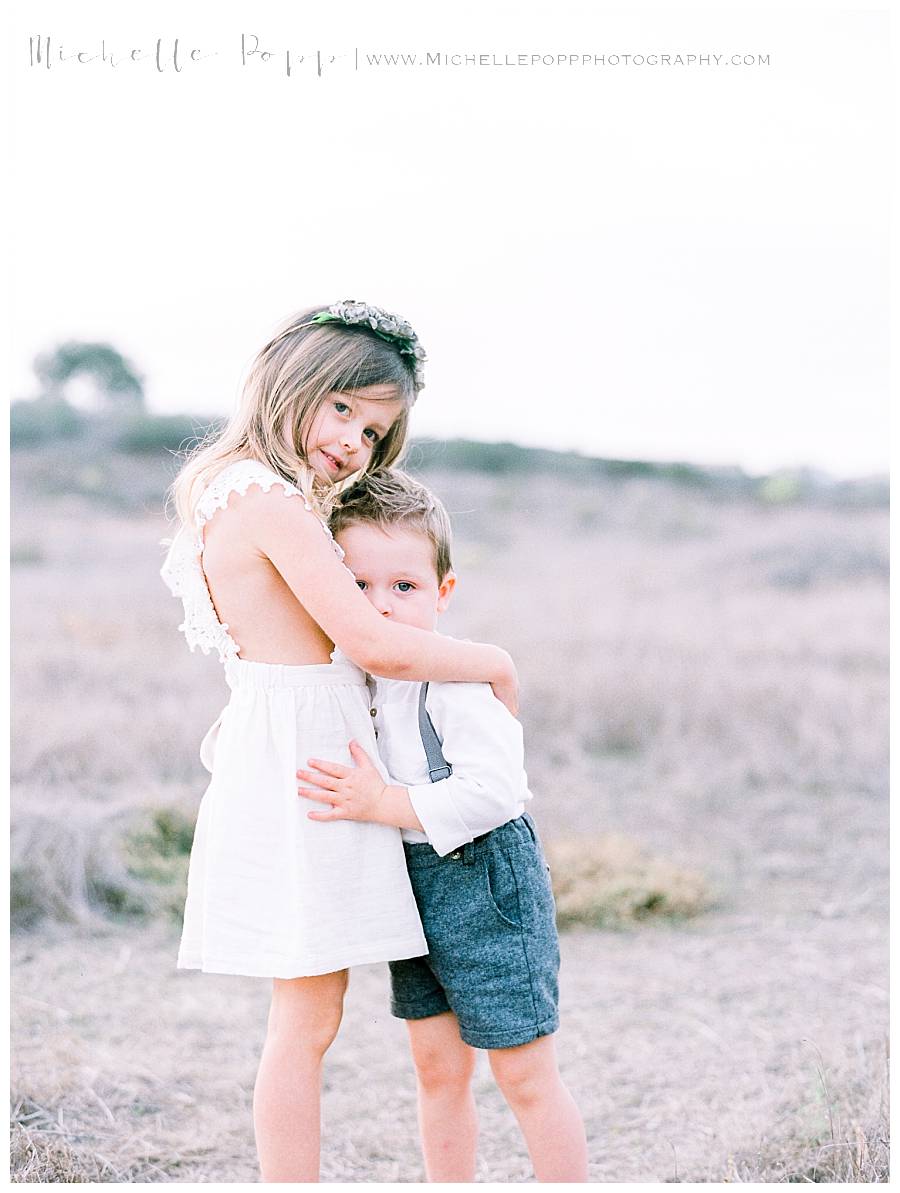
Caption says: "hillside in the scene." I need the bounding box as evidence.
[10,433,889,1182]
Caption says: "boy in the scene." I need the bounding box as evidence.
[297,469,587,1182]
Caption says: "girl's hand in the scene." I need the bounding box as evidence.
[490,649,519,716]
[298,741,387,822]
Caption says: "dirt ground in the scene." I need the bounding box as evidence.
[11,889,888,1182]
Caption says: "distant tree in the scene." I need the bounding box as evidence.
[33,341,145,411]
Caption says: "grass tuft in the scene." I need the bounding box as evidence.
[546,834,712,928]
[10,1093,180,1183]
[723,1045,890,1183]
[11,802,194,930]
[10,1123,121,1183]
[122,806,194,920]
[726,1122,890,1184]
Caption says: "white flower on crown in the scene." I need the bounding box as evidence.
[313,300,427,391]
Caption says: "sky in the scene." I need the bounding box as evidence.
[9,0,891,477]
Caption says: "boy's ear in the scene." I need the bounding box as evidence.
[436,571,456,613]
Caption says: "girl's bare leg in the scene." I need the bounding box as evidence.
[406,1012,479,1180]
[488,1034,587,1181]
[252,969,348,1182]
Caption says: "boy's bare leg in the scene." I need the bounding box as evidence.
[406,1012,479,1180]
[253,969,349,1182]
[488,1034,588,1181]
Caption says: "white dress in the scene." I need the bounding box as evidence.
[160,459,427,978]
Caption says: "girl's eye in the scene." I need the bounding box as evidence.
[363,428,379,444]
[394,581,415,593]
[334,401,351,415]
[355,580,367,591]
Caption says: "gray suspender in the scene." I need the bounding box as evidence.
[417,682,452,782]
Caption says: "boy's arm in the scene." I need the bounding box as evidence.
[404,682,530,856]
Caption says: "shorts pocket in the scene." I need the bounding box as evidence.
[482,849,523,930]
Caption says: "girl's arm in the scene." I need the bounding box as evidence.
[239,486,518,711]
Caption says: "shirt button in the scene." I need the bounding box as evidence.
[369,707,377,717]
[450,850,462,860]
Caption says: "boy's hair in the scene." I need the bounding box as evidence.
[331,469,453,581]
[171,303,419,525]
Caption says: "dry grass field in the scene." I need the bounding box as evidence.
[10,441,889,1182]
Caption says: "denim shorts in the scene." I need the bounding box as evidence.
[388,813,560,1050]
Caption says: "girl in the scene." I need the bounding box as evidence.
[161,300,517,1182]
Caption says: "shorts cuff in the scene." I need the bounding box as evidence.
[391,990,451,1021]
[457,1013,559,1050]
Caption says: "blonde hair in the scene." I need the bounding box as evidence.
[330,469,453,580]
[171,304,419,525]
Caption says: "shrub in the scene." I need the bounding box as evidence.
[114,414,221,455]
[10,543,44,567]
[10,399,84,447]
[411,438,537,474]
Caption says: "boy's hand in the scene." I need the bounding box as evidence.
[298,741,424,831]
[298,741,388,823]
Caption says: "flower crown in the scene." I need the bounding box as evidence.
[310,300,427,392]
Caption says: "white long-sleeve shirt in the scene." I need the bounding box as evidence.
[371,677,532,858]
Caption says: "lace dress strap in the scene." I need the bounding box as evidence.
[160,459,345,663]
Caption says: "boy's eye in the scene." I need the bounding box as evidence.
[355,580,367,591]
[394,581,415,593]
